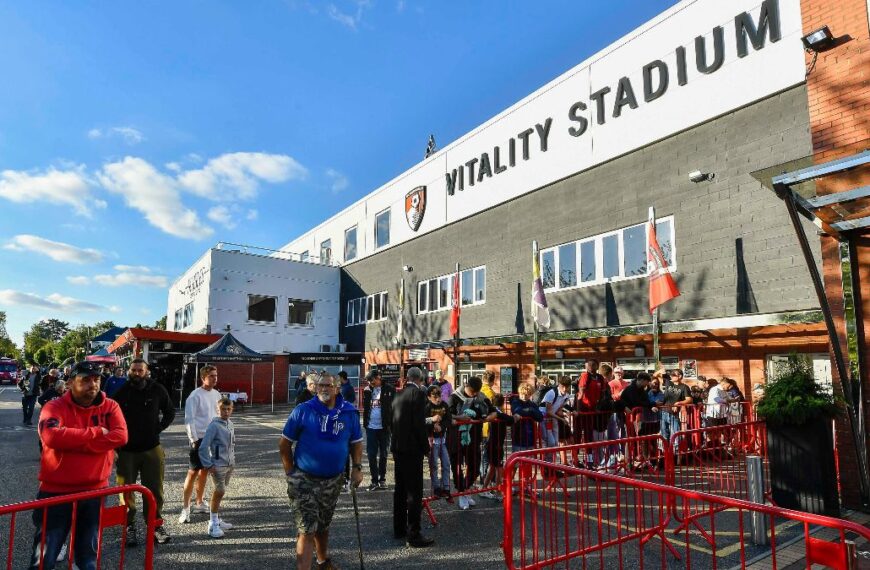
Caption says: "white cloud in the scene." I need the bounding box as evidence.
[87,126,145,145]
[165,162,182,172]
[0,165,102,216]
[325,168,349,193]
[114,264,151,273]
[207,205,237,229]
[178,152,308,201]
[5,235,104,264]
[326,1,371,30]
[98,157,213,240]
[246,209,258,221]
[94,272,168,288]
[0,289,114,313]
[67,276,91,285]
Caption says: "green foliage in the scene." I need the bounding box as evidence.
[154,316,167,330]
[756,354,841,426]
[33,345,53,366]
[0,337,20,359]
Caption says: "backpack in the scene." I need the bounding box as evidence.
[533,385,555,407]
[594,378,613,413]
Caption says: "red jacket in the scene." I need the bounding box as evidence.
[37,391,128,493]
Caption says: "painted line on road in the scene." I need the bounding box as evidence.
[235,416,285,430]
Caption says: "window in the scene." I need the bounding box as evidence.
[539,216,676,293]
[288,299,315,326]
[300,250,309,262]
[248,294,277,323]
[375,208,390,249]
[558,243,577,288]
[174,309,183,330]
[417,266,486,313]
[320,240,332,265]
[344,226,357,261]
[457,362,486,384]
[346,292,388,325]
[182,302,194,328]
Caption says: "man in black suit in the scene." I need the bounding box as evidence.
[390,366,433,547]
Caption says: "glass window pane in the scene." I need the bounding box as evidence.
[320,240,331,265]
[376,209,390,248]
[372,294,381,320]
[474,267,485,302]
[439,277,449,309]
[541,250,555,289]
[360,297,367,323]
[300,250,309,262]
[461,270,473,306]
[289,299,314,325]
[623,224,647,277]
[248,295,276,322]
[380,292,388,319]
[428,279,438,311]
[344,227,357,261]
[603,235,619,279]
[580,241,596,282]
[418,282,428,313]
[367,296,375,320]
[347,300,354,325]
[558,243,577,288]
[656,219,674,266]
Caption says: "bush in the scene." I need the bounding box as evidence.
[756,354,840,426]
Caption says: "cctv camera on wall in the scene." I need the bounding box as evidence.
[688,170,714,183]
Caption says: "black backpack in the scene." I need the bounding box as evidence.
[595,379,614,413]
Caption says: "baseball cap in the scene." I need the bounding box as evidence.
[71,361,102,378]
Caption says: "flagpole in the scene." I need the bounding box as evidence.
[452,262,460,379]
[532,241,540,377]
[650,206,661,366]
[399,276,405,370]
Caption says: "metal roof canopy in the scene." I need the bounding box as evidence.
[771,149,870,508]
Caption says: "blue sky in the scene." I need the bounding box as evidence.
[0,0,677,345]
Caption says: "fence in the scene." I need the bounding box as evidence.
[0,484,158,570]
[502,456,870,570]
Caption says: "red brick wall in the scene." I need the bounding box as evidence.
[801,0,870,508]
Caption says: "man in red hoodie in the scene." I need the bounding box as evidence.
[29,361,128,570]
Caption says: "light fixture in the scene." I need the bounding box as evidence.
[802,26,834,51]
[688,170,714,183]
[554,349,565,359]
[634,344,646,357]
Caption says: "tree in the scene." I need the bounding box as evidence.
[0,311,9,340]
[0,337,20,359]
[154,316,167,330]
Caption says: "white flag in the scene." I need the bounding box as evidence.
[532,243,550,329]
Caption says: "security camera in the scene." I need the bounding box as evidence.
[402,265,413,272]
[688,170,713,183]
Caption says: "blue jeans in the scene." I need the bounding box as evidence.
[366,428,390,484]
[29,491,102,570]
[22,395,37,423]
[660,411,681,445]
[428,436,451,493]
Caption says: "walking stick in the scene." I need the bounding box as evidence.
[350,486,365,570]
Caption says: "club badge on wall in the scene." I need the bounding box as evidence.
[405,186,426,231]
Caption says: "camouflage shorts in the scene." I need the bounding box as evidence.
[286,470,343,535]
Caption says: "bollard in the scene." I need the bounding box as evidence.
[746,455,769,546]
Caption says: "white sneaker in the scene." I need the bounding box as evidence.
[217,518,233,530]
[57,543,67,562]
[178,508,191,524]
[466,496,476,506]
[192,503,209,514]
[208,522,224,538]
[458,496,469,510]
[479,491,499,500]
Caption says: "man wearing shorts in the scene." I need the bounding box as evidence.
[179,365,222,524]
[279,373,363,570]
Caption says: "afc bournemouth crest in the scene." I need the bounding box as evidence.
[405,186,426,231]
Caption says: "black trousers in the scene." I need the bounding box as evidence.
[392,452,423,537]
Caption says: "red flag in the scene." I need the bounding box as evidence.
[648,218,679,313]
[449,268,461,337]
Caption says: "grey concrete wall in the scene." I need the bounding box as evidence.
[340,85,820,351]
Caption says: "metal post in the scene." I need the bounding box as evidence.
[746,455,769,545]
[250,363,254,406]
[452,262,460,382]
[532,241,540,377]
[270,362,275,413]
[652,307,660,365]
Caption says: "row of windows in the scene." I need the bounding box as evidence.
[173,302,195,330]
[306,208,394,266]
[417,266,486,314]
[346,291,389,326]
[248,295,315,326]
[539,217,675,292]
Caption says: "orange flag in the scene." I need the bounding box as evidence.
[449,266,461,337]
[648,214,679,313]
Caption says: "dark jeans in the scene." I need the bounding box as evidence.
[366,428,390,484]
[116,446,165,523]
[393,452,423,537]
[22,395,37,423]
[450,442,482,493]
[29,491,102,570]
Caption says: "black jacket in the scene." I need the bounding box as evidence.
[363,384,395,430]
[113,379,175,452]
[390,383,429,456]
[616,382,652,413]
[295,389,314,406]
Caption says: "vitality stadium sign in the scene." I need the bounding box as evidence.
[445,0,782,197]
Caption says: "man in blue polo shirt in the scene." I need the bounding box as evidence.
[279,372,363,570]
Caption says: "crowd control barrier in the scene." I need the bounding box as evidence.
[502,456,870,570]
[0,484,158,570]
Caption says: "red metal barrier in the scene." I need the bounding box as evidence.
[0,484,158,570]
[503,456,869,570]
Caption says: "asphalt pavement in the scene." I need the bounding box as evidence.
[0,388,507,569]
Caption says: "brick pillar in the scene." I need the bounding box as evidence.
[800,0,870,508]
